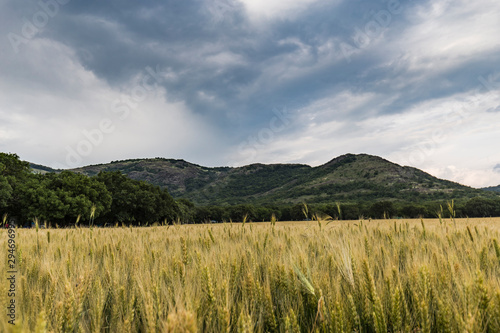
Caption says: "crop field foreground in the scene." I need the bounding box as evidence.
[2,218,500,332]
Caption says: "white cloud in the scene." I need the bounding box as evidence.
[425,166,500,189]
[240,0,326,20]
[205,51,246,67]
[384,90,500,187]
[0,37,220,169]
[398,0,500,73]
[225,90,386,167]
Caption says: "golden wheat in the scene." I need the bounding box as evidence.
[1,218,500,332]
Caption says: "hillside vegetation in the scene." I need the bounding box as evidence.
[71,154,489,205]
[483,185,500,193]
[0,152,497,224]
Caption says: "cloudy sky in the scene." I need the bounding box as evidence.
[1,0,500,188]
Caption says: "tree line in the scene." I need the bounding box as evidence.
[181,197,500,223]
[1,153,177,227]
[2,153,500,227]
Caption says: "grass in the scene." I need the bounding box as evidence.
[1,218,500,332]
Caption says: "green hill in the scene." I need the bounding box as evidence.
[67,154,491,205]
[30,163,59,174]
[483,185,500,193]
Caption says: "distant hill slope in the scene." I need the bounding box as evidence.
[483,185,500,193]
[67,154,490,205]
[30,163,59,174]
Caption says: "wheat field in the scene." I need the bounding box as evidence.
[1,218,500,332]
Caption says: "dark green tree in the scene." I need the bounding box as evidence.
[96,171,178,225]
[341,203,362,220]
[0,153,31,180]
[194,206,212,223]
[176,198,196,223]
[463,197,500,217]
[400,204,428,218]
[47,171,111,222]
[10,171,112,226]
[255,206,273,222]
[369,201,395,219]
[228,204,256,222]
[289,203,307,220]
[0,172,12,211]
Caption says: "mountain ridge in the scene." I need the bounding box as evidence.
[483,185,500,193]
[35,153,491,206]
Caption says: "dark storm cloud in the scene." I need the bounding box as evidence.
[8,0,430,129]
[5,0,498,126]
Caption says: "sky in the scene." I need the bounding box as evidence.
[1,0,500,188]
